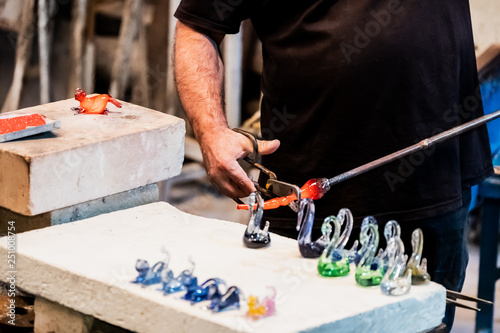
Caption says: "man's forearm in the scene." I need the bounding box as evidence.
[174,21,227,144]
[173,21,279,199]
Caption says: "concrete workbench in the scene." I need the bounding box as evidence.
[0,202,445,333]
[0,99,185,232]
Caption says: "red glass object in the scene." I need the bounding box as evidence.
[74,88,122,115]
[0,114,46,134]
[237,178,331,210]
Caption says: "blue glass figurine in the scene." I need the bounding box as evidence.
[159,258,198,295]
[317,208,353,277]
[297,198,334,258]
[211,286,241,313]
[243,192,271,248]
[183,278,226,303]
[132,251,169,286]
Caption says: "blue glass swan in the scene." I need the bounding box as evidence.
[159,257,198,295]
[296,198,335,258]
[183,278,226,303]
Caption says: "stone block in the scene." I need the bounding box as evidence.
[34,297,94,333]
[0,202,445,333]
[0,99,184,216]
[0,184,158,236]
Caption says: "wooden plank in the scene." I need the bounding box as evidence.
[477,44,500,75]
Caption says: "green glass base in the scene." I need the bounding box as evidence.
[318,258,350,277]
[355,267,383,287]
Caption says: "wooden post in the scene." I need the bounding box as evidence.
[1,0,35,113]
[131,9,150,107]
[82,0,96,93]
[165,0,181,116]
[223,31,243,128]
[67,0,89,97]
[109,0,142,99]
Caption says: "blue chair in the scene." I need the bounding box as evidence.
[475,46,500,333]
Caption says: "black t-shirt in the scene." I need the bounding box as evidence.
[175,0,493,227]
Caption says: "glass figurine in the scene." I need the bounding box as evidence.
[317,208,353,277]
[211,286,241,313]
[159,258,198,295]
[296,198,334,258]
[354,216,384,287]
[380,236,412,296]
[374,220,402,275]
[237,178,330,210]
[183,278,226,303]
[72,88,122,115]
[246,287,277,320]
[406,228,431,285]
[132,250,170,286]
[243,192,271,248]
[131,259,165,286]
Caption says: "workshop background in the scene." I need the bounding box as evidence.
[0,0,499,332]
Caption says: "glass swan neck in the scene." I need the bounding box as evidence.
[246,193,264,234]
[335,208,353,251]
[384,220,401,242]
[297,198,315,243]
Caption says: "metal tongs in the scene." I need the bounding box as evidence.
[233,128,301,206]
[445,290,493,311]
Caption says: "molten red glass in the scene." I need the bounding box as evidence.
[237,178,330,210]
[0,114,46,134]
[74,88,122,115]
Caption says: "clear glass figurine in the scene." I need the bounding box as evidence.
[354,216,384,287]
[406,228,431,285]
[317,208,354,277]
[159,257,198,295]
[211,286,241,313]
[183,278,226,303]
[297,198,334,258]
[374,220,402,275]
[243,192,271,248]
[380,236,412,296]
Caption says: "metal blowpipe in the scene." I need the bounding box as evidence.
[327,109,500,187]
[238,109,500,211]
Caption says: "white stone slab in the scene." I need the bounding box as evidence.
[0,202,445,333]
[0,99,185,215]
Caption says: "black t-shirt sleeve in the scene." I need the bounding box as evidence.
[174,0,252,34]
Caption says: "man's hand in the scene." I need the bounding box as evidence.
[199,128,280,199]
